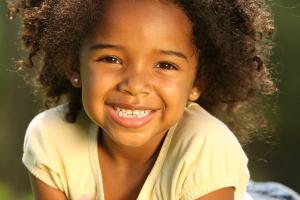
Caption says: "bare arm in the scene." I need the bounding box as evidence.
[196,187,234,200]
[29,173,68,200]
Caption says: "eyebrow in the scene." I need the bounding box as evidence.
[89,43,122,50]
[158,49,188,61]
[89,43,188,61]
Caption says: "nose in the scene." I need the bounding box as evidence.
[117,66,152,96]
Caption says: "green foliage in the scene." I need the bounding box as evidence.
[0,182,33,200]
[0,182,13,200]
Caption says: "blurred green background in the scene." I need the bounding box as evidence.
[0,0,299,199]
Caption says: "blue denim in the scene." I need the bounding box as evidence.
[247,180,300,200]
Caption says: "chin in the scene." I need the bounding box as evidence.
[112,133,150,147]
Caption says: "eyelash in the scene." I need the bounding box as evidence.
[96,55,122,64]
[95,56,178,70]
[156,62,178,70]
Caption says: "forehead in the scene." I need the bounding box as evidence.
[101,0,190,30]
[86,0,195,52]
[102,0,183,18]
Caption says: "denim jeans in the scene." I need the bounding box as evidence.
[247,180,300,200]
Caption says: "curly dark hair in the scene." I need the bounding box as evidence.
[7,0,276,144]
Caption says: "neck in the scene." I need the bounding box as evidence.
[98,130,166,168]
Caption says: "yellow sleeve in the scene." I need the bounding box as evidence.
[22,112,65,191]
[179,122,249,200]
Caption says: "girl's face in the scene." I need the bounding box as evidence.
[77,0,200,147]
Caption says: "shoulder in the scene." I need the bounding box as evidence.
[25,105,66,147]
[23,105,94,196]
[24,105,91,162]
[27,105,76,134]
[165,103,249,199]
[25,105,89,142]
[172,102,241,150]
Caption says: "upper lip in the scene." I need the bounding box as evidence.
[106,102,158,111]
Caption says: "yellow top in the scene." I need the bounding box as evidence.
[23,103,249,200]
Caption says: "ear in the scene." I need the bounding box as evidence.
[188,85,201,102]
[66,71,82,88]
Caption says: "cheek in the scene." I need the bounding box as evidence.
[81,70,97,97]
[156,76,191,105]
[81,66,108,92]
[80,71,109,121]
[81,68,106,107]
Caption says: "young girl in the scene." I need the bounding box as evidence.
[8,0,275,199]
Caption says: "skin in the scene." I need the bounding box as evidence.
[79,0,200,149]
[29,0,234,199]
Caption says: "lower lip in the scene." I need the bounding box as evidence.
[105,105,156,128]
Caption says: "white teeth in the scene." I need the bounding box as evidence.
[115,107,151,118]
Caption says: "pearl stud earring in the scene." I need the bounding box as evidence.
[73,78,79,83]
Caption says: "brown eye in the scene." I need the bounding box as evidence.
[156,62,178,70]
[97,56,122,64]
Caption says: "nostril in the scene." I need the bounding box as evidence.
[117,77,152,96]
[116,66,153,96]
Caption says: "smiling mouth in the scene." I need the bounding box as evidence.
[114,106,151,118]
[106,104,157,128]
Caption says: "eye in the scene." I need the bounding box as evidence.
[96,56,122,64]
[156,62,178,70]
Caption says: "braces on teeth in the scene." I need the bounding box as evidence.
[115,107,151,118]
